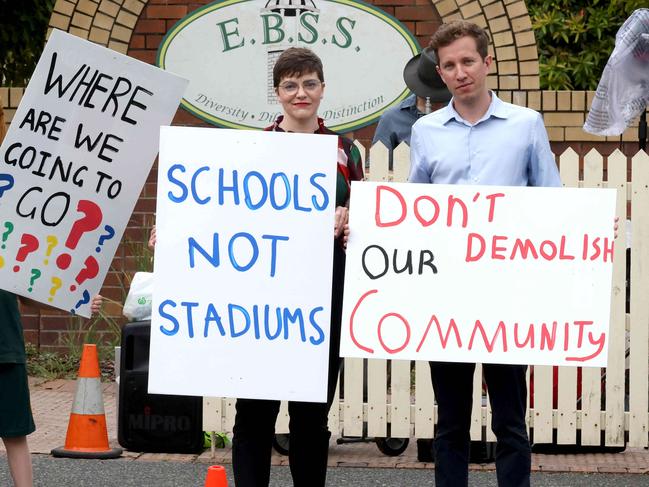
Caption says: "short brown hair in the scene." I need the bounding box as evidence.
[273,47,324,87]
[429,21,490,60]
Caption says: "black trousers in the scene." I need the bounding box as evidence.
[430,362,531,487]
[232,243,345,487]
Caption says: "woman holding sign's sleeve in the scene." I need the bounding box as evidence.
[231,47,363,487]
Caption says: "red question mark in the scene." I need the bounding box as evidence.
[13,234,40,272]
[56,200,102,270]
[70,256,99,291]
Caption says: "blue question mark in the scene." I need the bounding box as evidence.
[0,174,14,201]
[95,225,115,252]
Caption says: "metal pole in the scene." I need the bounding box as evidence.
[639,111,647,152]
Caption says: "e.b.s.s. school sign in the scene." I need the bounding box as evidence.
[157,0,419,132]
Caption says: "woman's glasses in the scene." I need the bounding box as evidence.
[278,79,322,95]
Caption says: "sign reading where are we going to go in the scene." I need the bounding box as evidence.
[158,0,419,132]
[0,30,187,317]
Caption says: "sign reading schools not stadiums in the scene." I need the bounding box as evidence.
[157,0,419,132]
[0,30,187,317]
[340,182,616,368]
[149,127,338,401]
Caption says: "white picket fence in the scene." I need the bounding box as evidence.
[203,143,649,450]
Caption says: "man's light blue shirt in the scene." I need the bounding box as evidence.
[409,93,561,187]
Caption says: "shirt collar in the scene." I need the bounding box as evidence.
[397,94,419,115]
[270,115,327,134]
[441,91,510,126]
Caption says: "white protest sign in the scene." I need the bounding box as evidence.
[341,182,616,367]
[0,30,187,317]
[149,127,338,401]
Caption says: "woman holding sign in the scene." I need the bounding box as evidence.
[231,48,364,487]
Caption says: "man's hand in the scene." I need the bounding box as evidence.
[334,206,349,238]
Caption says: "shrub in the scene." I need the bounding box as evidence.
[0,0,56,86]
[528,0,647,90]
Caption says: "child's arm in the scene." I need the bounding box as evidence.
[18,295,104,317]
[148,225,156,249]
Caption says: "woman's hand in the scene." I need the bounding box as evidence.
[334,206,348,238]
[91,295,103,315]
[343,223,350,250]
[148,225,156,249]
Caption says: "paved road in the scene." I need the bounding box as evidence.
[1,456,648,486]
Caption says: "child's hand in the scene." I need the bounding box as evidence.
[148,225,157,249]
[91,295,103,315]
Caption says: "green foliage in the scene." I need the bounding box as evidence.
[61,308,122,357]
[0,0,56,86]
[25,341,114,381]
[27,223,155,381]
[110,222,155,315]
[204,431,231,448]
[58,224,154,368]
[27,302,126,381]
[122,225,155,276]
[25,342,79,380]
[528,0,646,90]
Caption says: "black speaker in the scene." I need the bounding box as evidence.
[118,321,204,453]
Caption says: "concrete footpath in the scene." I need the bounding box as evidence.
[1,378,648,475]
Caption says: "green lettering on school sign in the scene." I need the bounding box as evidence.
[157,0,419,132]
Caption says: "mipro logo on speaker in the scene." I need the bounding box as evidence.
[128,410,193,433]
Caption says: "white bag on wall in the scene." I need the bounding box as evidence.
[123,272,153,321]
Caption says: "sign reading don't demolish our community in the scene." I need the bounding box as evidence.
[340,182,617,368]
[158,0,419,132]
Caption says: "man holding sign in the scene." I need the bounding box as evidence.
[409,21,561,487]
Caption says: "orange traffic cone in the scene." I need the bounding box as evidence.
[51,344,122,459]
[204,465,228,486]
